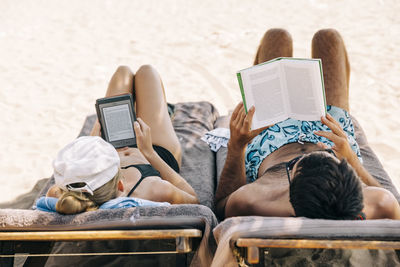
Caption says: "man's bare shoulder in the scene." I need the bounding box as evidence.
[247,165,291,204]
[225,179,294,217]
[257,161,288,184]
[363,186,400,219]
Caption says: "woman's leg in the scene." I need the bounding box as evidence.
[254,28,293,65]
[312,29,350,111]
[104,66,135,97]
[90,66,135,136]
[134,65,182,165]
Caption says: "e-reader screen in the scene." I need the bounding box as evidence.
[103,104,135,141]
[95,94,136,148]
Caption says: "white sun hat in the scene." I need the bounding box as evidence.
[53,136,120,195]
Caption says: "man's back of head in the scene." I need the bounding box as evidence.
[289,152,364,220]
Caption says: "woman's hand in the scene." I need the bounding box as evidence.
[314,113,357,164]
[134,118,155,158]
[228,102,270,150]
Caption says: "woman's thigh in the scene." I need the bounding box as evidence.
[104,66,135,97]
[134,65,181,164]
[90,66,134,136]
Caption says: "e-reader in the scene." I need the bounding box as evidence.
[95,94,136,148]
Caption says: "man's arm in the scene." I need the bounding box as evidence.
[315,114,381,187]
[316,114,400,219]
[215,103,268,218]
[215,141,247,218]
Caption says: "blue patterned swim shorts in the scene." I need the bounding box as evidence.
[245,106,362,183]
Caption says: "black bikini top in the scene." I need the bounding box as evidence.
[121,164,161,196]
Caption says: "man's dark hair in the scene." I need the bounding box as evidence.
[289,153,363,220]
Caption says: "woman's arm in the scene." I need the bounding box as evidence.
[143,149,198,204]
[90,120,101,136]
[315,114,381,187]
[134,118,198,204]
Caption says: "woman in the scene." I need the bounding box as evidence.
[47,65,198,214]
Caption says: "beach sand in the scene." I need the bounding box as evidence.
[0,0,399,203]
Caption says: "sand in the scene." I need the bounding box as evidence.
[0,0,399,203]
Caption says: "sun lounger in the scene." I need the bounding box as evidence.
[212,116,400,266]
[0,101,219,267]
[3,101,399,266]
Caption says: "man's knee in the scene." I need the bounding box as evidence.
[312,29,343,47]
[256,28,293,63]
[262,28,292,44]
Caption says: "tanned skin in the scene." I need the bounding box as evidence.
[215,29,400,220]
[48,65,198,205]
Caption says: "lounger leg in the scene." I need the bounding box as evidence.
[20,242,54,267]
[175,237,191,253]
[172,237,194,266]
[176,253,188,267]
[247,246,260,265]
[0,241,14,267]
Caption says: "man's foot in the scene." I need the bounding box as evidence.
[254,28,293,65]
[312,29,350,111]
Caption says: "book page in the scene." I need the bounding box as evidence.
[283,60,326,121]
[241,62,288,129]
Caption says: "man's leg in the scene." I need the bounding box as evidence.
[312,29,350,111]
[253,28,293,65]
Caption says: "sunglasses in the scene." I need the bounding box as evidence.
[286,149,336,185]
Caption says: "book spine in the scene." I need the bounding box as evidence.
[237,72,248,113]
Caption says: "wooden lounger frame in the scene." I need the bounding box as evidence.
[235,238,400,266]
[0,229,202,266]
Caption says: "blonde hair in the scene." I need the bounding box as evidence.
[55,170,122,215]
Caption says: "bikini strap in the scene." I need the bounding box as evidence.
[121,164,140,170]
[121,164,161,196]
[127,176,146,197]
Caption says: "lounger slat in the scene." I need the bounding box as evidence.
[236,238,400,250]
[236,238,400,265]
[0,229,202,241]
[0,251,180,258]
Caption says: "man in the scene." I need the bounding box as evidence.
[215,29,400,220]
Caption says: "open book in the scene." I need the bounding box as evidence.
[237,57,327,130]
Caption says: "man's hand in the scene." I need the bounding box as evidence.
[134,118,155,158]
[229,102,270,150]
[314,113,358,165]
[215,102,270,219]
[315,113,381,187]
